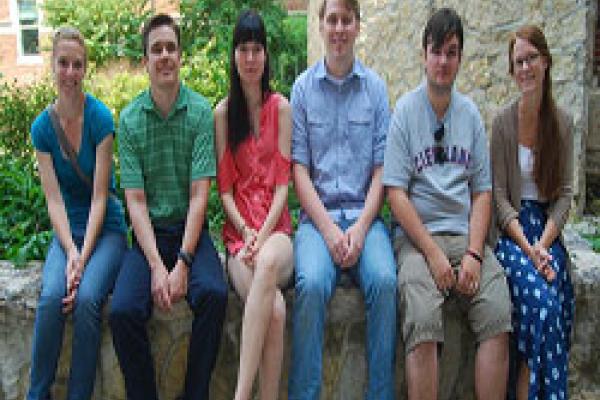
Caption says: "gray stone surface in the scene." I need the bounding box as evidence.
[2,225,600,400]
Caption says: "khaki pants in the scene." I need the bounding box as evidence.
[395,234,512,353]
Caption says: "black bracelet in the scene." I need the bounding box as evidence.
[466,249,483,265]
[177,249,194,269]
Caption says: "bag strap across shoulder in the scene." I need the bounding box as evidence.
[47,104,93,189]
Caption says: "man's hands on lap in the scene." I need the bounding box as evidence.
[456,254,481,296]
[168,260,189,304]
[151,261,171,311]
[341,222,367,268]
[426,248,456,293]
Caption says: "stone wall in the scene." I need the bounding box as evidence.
[308,0,596,212]
[2,226,600,400]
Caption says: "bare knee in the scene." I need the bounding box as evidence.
[270,291,286,331]
[478,332,509,361]
[409,341,437,363]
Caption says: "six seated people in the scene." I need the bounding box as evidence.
[25,2,576,399]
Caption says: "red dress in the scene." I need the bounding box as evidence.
[217,92,292,255]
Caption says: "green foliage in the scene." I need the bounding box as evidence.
[0,78,55,157]
[0,155,52,266]
[2,2,308,263]
[582,234,600,253]
[42,0,307,96]
[85,69,149,121]
[207,182,226,251]
[179,0,306,97]
[42,0,150,67]
[181,38,229,107]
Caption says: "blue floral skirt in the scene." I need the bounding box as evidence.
[495,200,574,400]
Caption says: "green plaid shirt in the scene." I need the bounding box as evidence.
[118,83,215,225]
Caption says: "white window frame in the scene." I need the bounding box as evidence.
[12,0,42,64]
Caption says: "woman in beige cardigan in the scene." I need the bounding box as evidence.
[491,25,574,400]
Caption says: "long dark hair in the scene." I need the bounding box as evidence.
[509,25,563,200]
[227,10,271,151]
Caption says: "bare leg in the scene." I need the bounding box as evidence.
[232,233,292,400]
[258,290,286,400]
[516,361,529,400]
[406,341,437,400]
[475,332,508,400]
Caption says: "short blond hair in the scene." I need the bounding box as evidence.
[52,26,87,68]
[318,0,360,21]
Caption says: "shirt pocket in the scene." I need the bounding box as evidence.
[347,106,373,166]
[306,109,331,166]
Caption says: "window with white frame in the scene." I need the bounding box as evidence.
[17,0,39,55]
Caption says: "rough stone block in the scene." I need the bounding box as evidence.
[2,225,600,400]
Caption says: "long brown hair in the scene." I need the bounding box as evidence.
[509,25,563,200]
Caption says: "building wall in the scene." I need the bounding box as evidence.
[0,0,10,21]
[308,0,596,212]
[0,0,48,83]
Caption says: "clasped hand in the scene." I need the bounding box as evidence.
[62,247,83,314]
[325,222,367,269]
[530,242,556,282]
[427,248,481,297]
[151,259,189,311]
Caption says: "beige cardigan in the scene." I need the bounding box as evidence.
[490,98,574,245]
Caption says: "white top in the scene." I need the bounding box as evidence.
[519,144,541,200]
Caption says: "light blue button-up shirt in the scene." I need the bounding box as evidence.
[291,58,390,223]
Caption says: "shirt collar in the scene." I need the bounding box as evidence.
[419,80,456,124]
[141,82,188,116]
[315,58,366,83]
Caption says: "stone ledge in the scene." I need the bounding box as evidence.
[1,226,600,399]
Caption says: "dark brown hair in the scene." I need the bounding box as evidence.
[509,25,563,200]
[422,7,463,55]
[142,14,180,57]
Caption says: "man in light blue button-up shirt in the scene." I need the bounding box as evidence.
[288,1,397,399]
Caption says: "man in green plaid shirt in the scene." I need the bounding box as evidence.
[109,14,227,400]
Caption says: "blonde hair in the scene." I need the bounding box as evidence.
[318,0,360,21]
[52,26,87,68]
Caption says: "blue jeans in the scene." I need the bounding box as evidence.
[109,226,227,400]
[288,218,397,400]
[27,231,126,400]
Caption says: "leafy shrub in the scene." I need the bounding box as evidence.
[0,78,55,157]
[181,39,229,107]
[42,0,150,67]
[42,0,307,97]
[0,155,52,265]
[2,2,307,262]
[179,0,306,97]
[86,69,149,121]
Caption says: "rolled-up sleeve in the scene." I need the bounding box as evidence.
[291,78,310,167]
[373,78,390,166]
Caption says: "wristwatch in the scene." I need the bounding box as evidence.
[177,249,194,269]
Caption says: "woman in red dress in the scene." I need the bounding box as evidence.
[214,10,293,400]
